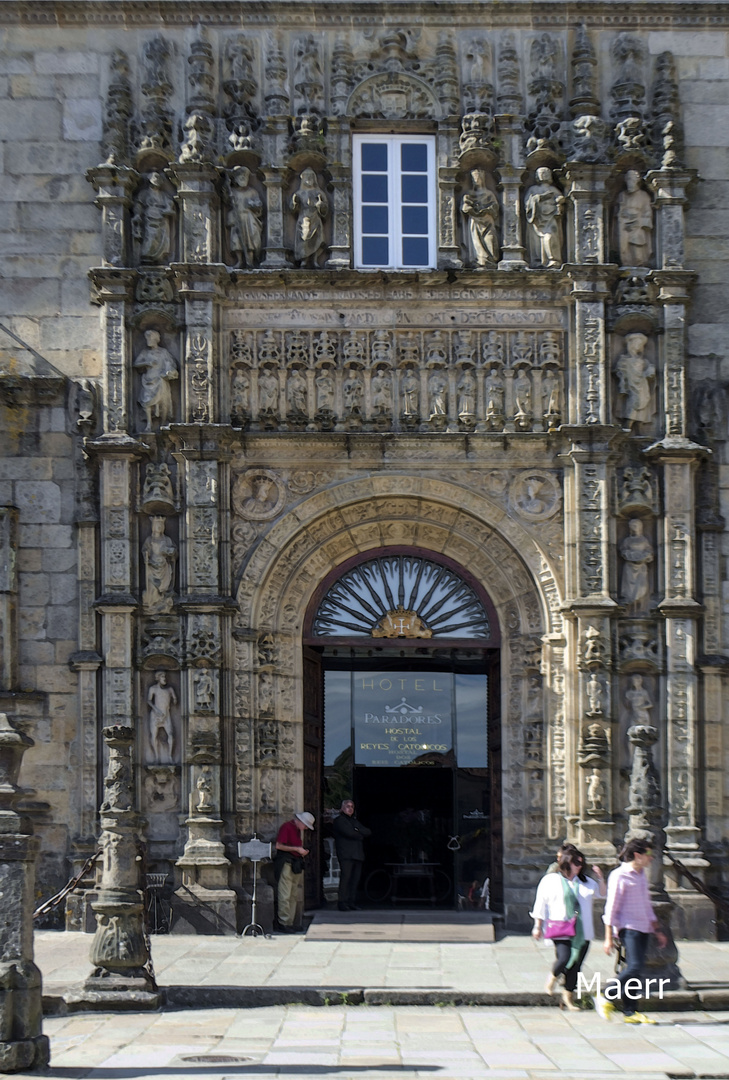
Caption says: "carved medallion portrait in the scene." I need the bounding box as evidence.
[510,471,561,522]
[232,469,285,521]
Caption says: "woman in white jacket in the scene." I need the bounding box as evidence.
[531,845,605,1011]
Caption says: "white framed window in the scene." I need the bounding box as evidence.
[353,134,437,270]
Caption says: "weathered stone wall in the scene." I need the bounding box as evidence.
[0,5,727,931]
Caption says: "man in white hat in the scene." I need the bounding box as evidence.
[274,811,315,932]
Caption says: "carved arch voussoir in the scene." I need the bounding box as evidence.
[235,476,563,641]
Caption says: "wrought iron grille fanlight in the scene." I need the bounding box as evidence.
[312,554,491,639]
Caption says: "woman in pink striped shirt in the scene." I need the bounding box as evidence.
[598,837,667,1024]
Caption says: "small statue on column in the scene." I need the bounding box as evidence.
[525,167,565,268]
[292,168,328,267]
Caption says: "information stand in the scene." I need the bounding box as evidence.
[238,835,272,937]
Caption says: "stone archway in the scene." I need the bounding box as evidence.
[232,474,567,916]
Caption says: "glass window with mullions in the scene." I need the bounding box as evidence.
[353,135,436,270]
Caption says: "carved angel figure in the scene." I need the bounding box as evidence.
[227,166,263,269]
[132,172,175,264]
[525,167,565,268]
[461,169,500,267]
[134,329,178,430]
[292,168,328,267]
[616,170,653,268]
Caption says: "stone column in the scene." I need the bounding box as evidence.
[625,724,682,986]
[89,270,135,440]
[81,726,159,1006]
[0,713,49,1071]
[175,269,224,426]
[437,161,462,269]
[326,120,352,270]
[646,169,695,272]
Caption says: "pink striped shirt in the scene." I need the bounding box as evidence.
[602,863,656,933]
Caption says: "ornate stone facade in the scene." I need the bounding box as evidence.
[0,3,727,936]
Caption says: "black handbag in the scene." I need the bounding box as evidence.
[290,855,305,874]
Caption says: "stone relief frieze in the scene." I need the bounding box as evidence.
[228,326,564,433]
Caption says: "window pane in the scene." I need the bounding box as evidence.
[402,205,429,235]
[362,236,390,266]
[401,143,428,172]
[402,236,429,266]
[362,205,389,234]
[361,143,388,171]
[362,173,388,203]
[401,174,428,204]
[455,673,488,768]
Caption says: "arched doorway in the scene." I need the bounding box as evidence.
[302,547,502,912]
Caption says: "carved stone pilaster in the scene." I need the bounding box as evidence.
[562,165,610,265]
[325,160,352,269]
[181,459,219,596]
[87,166,138,269]
[0,713,49,1070]
[437,164,462,268]
[496,160,527,268]
[646,170,694,271]
[655,279,694,439]
[262,164,289,267]
[82,726,158,1005]
[168,163,221,265]
[0,509,18,692]
[572,295,608,425]
[90,270,135,438]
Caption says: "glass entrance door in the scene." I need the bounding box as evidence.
[322,654,495,910]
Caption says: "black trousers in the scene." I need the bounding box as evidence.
[551,939,590,992]
[338,859,363,907]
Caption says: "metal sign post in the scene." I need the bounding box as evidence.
[238,835,272,937]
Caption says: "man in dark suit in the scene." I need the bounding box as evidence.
[331,799,371,911]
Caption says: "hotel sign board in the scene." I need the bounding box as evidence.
[352,670,453,767]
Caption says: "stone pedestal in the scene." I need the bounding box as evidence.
[79,726,159,1009]
[0,713,50,1071]
[173,815,238,934]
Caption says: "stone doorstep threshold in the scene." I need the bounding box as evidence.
[41,986,729,1015]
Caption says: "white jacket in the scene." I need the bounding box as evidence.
[531,872,601,939]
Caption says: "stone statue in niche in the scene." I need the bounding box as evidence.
[192,668,215,712]
[287,369,309,416]
[371,370,392,416]
[196,765,214,812]
[586,671,603,715]
[315,370,335,414]
[461,169,500,267]
[401,369,419,418]
[623,673,654,726]
[134,329,178,431]
[525,167,565,268]
[619,518,653,614]
[586,768,605,813]
[343,369,363,416]
[514,369,532,425]
[457,370,476,422]
[428,371,448,421]
[615,332,655,430]
[147,670,177,764]
[132,172,175,264]
[142,515,176,615]
[484,368,504,422]
[231,368,250,424]
[258,368,279,417]
[292,168,328,267]
[226,166,263,269]
[616,170,653,268]
[541,369,561,424]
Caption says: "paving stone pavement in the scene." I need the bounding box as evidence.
[33,931,729,1000]
[7,1004,729,1080]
